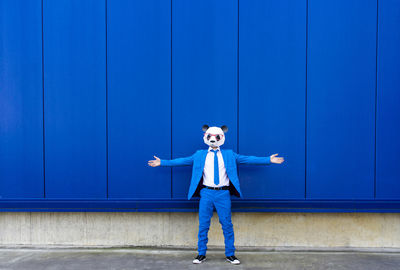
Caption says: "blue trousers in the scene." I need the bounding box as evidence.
[197,188,235,257]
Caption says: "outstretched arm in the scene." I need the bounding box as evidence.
[148,153,195,167]
[234,152,284,165]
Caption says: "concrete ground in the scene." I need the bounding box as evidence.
[0,247,400,270]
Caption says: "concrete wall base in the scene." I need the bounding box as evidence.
[0,212,399,248]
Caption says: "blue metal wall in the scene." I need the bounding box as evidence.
[1,0,399,212]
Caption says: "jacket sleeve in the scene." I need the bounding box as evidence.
[233,151,271,165]
[159,152,196,167]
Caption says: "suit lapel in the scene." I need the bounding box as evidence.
[200,149,208,168]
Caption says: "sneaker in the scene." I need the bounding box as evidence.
[226,255,240,264]
[193,254,206,264]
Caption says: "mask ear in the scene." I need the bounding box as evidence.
[221,125,228,133]
[202,124,209,132]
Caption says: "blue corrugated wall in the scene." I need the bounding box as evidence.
[0,0,399,212]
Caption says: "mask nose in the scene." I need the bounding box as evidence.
[210,140,216,143]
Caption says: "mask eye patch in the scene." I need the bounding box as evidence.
[207,134,211,140]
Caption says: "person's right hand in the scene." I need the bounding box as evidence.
[148,156,161,167]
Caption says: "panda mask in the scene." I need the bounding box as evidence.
[202,125,228,148]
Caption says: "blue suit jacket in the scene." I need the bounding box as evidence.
[160,149,271,200]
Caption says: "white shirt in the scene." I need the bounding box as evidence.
[202,146,230,187]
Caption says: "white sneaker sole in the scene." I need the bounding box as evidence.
[226,259,240,265]
[193,258,206,264]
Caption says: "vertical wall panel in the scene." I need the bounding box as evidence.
[239,0,306,199]
[44,0,107,198]
[307,0,376,199]
[0,0,44,198]
[376,0,400,199]
[172,0,238,199]
[107,0,172,198]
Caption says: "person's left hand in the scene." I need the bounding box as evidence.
[270,153,284,164]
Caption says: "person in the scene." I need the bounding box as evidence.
[148,124,284,265]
